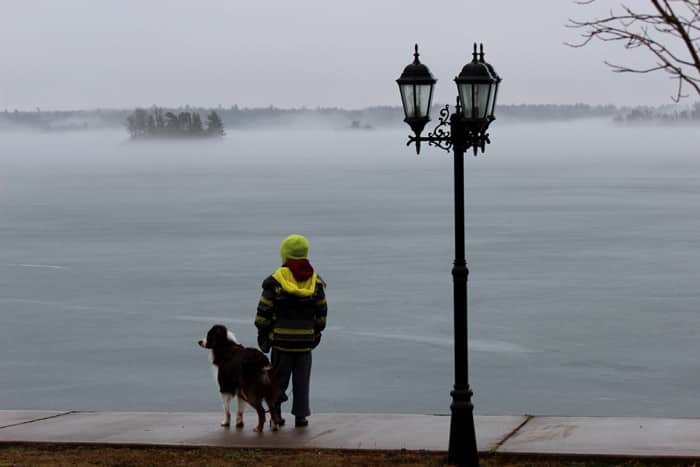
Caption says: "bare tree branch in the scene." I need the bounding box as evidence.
[568,0,700,101]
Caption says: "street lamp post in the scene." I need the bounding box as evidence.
[396,43,501,467]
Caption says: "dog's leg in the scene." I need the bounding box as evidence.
[252,400,266,433]
[266,396,280,431]
[236,395,245,428]
[220,392,232,427]
[269,410,279,431]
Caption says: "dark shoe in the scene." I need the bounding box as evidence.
[278,416,286,427]
[295,417,308,427]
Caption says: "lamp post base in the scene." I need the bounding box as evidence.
[447,387,478,466]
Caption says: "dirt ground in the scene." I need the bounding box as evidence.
[0,444,698,467]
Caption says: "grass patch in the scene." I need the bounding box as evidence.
[0,444,698,466]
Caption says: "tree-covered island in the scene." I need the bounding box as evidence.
[126,107,225,139]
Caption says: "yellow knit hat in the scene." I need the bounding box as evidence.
[280,234,309,263]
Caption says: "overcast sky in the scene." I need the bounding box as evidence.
[0,0,679,110]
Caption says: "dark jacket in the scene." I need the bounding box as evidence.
[255,266,327,352]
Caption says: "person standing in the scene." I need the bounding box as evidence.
[255,234,327,427]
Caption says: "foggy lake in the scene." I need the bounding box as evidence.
[1,119,699,417]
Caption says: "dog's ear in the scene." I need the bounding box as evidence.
[208,324,228,346]
[215,325,227,340]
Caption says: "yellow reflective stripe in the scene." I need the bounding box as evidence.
[272,346,313,352]
[273,328,314,335]
[259,296,274,307]
[315,298,327,305]
[255,316,271,326]
[316,317,326,324]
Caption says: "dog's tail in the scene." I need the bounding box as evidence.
[261,366,272,385]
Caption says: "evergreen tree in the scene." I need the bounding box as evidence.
[165,112,180,133]
[124,107,232,139]
[126,108,148,138]
[146,115,156,133]
[206,111,225,136]
[178,112,192,132]
[154,107,165,131]
[191,112,204,134]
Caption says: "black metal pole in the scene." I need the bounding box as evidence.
[447,116,479,466]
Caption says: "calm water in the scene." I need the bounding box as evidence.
[1,120,699,416]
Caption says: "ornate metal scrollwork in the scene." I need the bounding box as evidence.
[426,105,453,152]
[406,104,493,156]
[407,104,453,154]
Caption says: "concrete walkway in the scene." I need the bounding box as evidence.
[2,410,700,458]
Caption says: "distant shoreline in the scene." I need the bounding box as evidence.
[1,102,698,133]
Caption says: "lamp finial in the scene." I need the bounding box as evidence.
[413,44,420,64]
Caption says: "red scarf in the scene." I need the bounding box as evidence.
[285,259,314,281]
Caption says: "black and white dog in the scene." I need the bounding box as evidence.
[198,324,282,432]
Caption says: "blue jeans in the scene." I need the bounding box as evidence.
[271,349,312,418]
